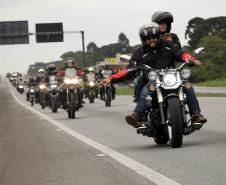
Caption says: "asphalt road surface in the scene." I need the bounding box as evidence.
[1,79,226,185]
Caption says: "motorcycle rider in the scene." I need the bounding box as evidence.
[85,67,98,98]
[100,64,116,100]
[26,76,36,101]
[134,11,181,102]
[100,22,207,129]
[61,58,84,109]
[34,68,47,103]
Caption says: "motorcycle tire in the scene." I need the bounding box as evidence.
[69,93,76,119]
[167,97,183,148]
[31,98,34,106]
[105,87,111,107]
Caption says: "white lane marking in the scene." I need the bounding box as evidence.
[9,85,181,185]
[97,154,106,157]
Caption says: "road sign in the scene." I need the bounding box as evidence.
[35,23,63,43]
[0,21,29,45]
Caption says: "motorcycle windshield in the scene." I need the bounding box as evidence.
[87,73,95,82]
[65,68,77,77]
[49,76,57,85]
[102,70,112,78]
[50,80,58,85]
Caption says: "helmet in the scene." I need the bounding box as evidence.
[152,11,174,32]
[152,11,174,24]
[88,67,94,72]
[38,68,45,74]
[65,57,74,68]
[139,22,160,45]
[47,63,56,72]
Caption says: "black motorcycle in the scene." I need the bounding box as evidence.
[99,83,112,107]
[17,84,24,94]
[28,87,36,106]
[38,83,49,109]
[87,81,97,103]
[49,80,60,113]
[136,47,206,148]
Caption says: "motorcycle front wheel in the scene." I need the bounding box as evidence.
[167,97,183,148]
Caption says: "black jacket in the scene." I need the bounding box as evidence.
[111,37,184,83]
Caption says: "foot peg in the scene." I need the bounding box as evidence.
[136,126,148,136]
[192,122,203,130]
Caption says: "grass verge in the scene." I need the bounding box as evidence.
[194,78,226,87]
[116,88,226,97]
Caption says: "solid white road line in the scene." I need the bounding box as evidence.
[9,83,181,185]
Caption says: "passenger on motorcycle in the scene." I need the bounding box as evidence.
[100,22,207,129]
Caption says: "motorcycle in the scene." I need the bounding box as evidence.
[28,86,36,106]
[38,83,49,109]
[102,84,112,107]
[136,47,206,148]
[49,77,60,113]
[87,81,97,103]
[17,84,24,94]
[61,68,84,119]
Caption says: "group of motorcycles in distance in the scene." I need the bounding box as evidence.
[6,65,116,120]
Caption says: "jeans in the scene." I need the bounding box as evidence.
[133,76,145,100]
[183,85,201,115]
[134,83,201,118]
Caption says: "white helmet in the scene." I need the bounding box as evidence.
[38,68,45,74]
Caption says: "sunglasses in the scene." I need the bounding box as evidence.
[145,35,158,40]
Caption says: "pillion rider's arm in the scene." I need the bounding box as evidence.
[165,40,197,63]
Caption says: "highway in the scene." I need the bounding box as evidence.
[1,79,226,185]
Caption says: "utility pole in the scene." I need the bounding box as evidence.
[80,31,86,68]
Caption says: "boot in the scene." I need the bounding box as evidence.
[125,112,142,128]
[191,114,207,130]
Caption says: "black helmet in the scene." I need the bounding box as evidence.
[152,11,174,24]
[152,11,174,32]
[47,63,56,72]
[139,22,160,45]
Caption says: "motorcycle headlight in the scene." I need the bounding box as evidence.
[51,85,57,88]
[39,84,46,89]
[64,78,71,84]
[181,68,191,80]
[30,89,35,93]
[163,73,177,87]
[19,85,24,88]
[89,81,95,87]
[148,70,157,81]
[71,78,79,84]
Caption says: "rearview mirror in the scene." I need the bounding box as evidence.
[194,47,206,55]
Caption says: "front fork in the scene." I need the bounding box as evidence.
[156,86,187,125]
[178,86,187,124]
[156,87,166,125]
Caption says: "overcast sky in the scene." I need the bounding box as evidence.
[0,0,225,74]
